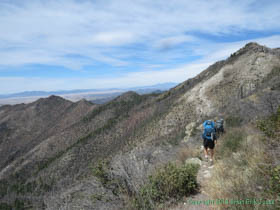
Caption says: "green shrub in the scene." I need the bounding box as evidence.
[0,203,12,210]
[14,199,24,210]
[0,181,8,198]
[269,165,280,197]
[268,165,280,208]
[257,106,280,138]
[25,181,37,193]
[257,119,276,138]
[133,162,199,209]
[10,183,25,195]
[92,160,110,185]
[91,193,104,203]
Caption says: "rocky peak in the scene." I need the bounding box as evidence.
[225,42,275,65]
[244,42,263,48]
[235,42,270,56]
[244,42,269,51]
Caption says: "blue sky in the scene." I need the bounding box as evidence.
[1,0,280,94]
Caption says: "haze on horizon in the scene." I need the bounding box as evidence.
[1,0,280,94]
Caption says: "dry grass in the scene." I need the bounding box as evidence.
[176,146,201,164]
[206,126,277,210]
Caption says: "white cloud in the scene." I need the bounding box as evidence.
[154,35,197,50]
[92,31,135,46]
[1,34,280,94]
[0,0,280,69]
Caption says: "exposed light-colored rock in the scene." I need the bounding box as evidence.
[185,158,202,166]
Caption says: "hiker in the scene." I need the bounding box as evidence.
[215,118,224,138]
[202,120,216,162]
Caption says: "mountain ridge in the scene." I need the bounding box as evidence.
[0,42,279,209]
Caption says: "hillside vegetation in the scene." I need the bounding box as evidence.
[207,107,280,210]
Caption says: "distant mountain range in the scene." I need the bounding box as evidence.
[0,82,177,105]
[0,82,177,99]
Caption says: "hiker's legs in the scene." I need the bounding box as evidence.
[208,140,215,161]
[204,148,208,157]
[209,149,214,160]
[203,137,209,158]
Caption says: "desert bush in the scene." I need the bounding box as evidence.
[207,124,278,209]
[132,162,199,209]
[0,181,8,198]
[257,106,280,138]
[92,160,110,185]
[14,199,25,210]
[0,203,12,210]
[90,193,110,204]
[269,165,280,197]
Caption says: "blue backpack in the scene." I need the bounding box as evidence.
[203,121,215,140]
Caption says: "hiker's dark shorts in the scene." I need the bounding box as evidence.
[203,138,215,149]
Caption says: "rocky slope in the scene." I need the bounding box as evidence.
[0,42,280,209]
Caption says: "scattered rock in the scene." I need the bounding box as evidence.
[203,170,211,178]
[183,122,196,141]
[185,158,202,166]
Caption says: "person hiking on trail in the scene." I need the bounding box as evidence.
[215,118,224,137]
[202,120,216,162]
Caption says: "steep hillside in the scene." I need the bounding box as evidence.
[0,42,279,209]
[0,96,95,172]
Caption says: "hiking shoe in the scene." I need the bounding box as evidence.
[205,155,208,161]
[209,158,213,163]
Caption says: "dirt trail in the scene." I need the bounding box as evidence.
[170,158,215,210]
